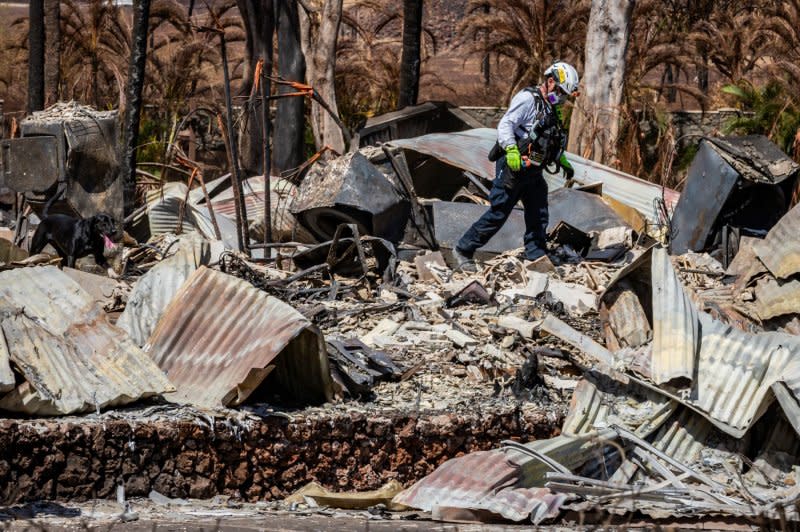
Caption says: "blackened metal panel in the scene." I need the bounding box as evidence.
[0,136,60,193]
[291,152,409,242]
[707,135,800,184]
[431,201,525,253]
[548,188,629,234]
[669,141,740,254]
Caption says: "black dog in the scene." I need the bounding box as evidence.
[30,209,118,269]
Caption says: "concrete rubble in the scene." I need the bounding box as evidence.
[0,123,799,528]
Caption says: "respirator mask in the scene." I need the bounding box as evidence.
[546,89,567,106]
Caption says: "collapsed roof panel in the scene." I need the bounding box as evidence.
[200,175,314,243]
[669,141,741,254]
[358,101,485,147]
[129,182,239,248]
[393,449,568,523]
[650,247,699,385]
[388,128,679,225]
[600,247,800,438]
[144,266,333,408]
[548,188,630,234]
[117,235,212,347]
[430,201,526,253]
[0,266,174,415]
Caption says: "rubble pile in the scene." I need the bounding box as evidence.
[394,243,800,526]
[1,119,800,528]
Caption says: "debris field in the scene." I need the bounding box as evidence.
[1,103,800,528]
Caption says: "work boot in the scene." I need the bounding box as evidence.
[524,248,547,261]
[452,247,477,273]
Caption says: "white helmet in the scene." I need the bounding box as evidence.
[544,62,579,95]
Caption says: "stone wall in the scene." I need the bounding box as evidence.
[0,408,562,504]
[459,107,505,128]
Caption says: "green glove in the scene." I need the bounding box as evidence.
[560,153,574,180]
[505,145,521,172]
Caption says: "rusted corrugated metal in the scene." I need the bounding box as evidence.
[144,266,333,407]
[752,202,800,280]
[117,235,211,346]
[205,176,313,242]
[650,247,699,385]
[392,448,568,523]
[0,266,174,415]
[395,378,675,523]
[206,175,267,220]
[387,128,680,224]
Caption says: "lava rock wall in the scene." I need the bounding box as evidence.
[0,408,562,504]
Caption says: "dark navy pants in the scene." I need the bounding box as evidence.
[457,156,549,260]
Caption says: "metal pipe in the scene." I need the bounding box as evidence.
[219,30,248,253]
[260,60,273,246]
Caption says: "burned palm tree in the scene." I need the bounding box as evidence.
[688,4,768,85]
[458,0,589,100]
[335,0,438,121]
[60,0,130,108]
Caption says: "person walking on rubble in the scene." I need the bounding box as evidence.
[452,62,580,271]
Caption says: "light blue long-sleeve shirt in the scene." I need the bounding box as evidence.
[497,88,551,149]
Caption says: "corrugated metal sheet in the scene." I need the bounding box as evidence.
[144,266,333,407]
[204,176,314,242]
[636,408,714,480]
[562,379,675,439]
[387,128,680,224]
[392,450,567,523]
[650,247,699,385]
[644,308,800,439]
[600,246,800,437]
[752,202,800,280]
[754,277,800,320]
[140,183,239,248]
[117,235,211,346]
[205,175,267,220]
[0,266,174,415]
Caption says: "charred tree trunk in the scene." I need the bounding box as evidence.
[398,0,423,109]
[120,0,152,217]
[481,3,489,86]
[299,0,346,153]
[274,0,306,173]
[236,0,274,175]
[44,0,60,106]
[28,0,45,113]
[567,0,634,165]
